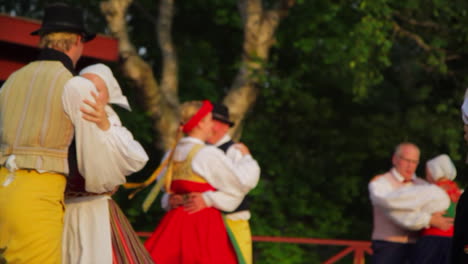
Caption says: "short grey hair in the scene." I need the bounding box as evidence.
[394,142,419,156]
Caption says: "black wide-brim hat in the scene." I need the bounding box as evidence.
[31,3,96,42]
[212,102,235,127]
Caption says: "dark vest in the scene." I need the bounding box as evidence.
[65,140,87,193]
[451,191,468,263]
[219,140,250,213]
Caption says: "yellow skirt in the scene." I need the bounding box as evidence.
[0,167,66,264]
[226,218,253,264]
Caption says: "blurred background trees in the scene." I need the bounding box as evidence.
[2,0,468,262]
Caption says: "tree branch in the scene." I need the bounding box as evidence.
[392,21,460,64]
[393,21,431,51]
[156,0,180,149]
[158,0,178,99]
[225,0,294,139]
[100,0,178,150]
[393,12,441,30]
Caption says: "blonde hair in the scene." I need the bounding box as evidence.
[39,32,79,52]
[180,101,203,125]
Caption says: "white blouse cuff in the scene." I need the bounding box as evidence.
[202,191,214,207]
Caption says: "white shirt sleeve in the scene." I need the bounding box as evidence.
[200,145,260,212]
[62,77,149,193]
[386,209,432,231]
[369,176,447,230]
[192,146,260,212]
[226,145,260,191]
[368,176,394,207]
[382,185,450,230]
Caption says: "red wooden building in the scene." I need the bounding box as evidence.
[0,13,118,81]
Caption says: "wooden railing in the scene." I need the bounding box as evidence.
[137,232,372,264]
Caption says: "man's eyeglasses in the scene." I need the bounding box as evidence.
[397,155,419,165]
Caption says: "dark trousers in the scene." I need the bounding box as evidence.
[411,235,451,264]
[371,240,414,264]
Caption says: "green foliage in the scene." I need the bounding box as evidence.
[243,1,468,261]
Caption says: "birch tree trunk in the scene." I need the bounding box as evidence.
[100,0,179,150]
[225,0,294,139]
[100,0,293,148]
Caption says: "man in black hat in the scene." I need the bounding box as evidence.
[0,3,96,263]
[164,102,260,264]
[206,103,260,264]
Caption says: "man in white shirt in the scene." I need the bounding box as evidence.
[206,103,259,264]
[369,142,453,264]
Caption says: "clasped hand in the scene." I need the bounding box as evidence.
[168,193,208,214]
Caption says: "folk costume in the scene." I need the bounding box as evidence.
[215,134,259,264]
[144,101,259,264]
[160,102,260,264]
[210,102,259,264]
[369,168,430,264]
[0,4,95,262]
[61,64,153,264]
[408,154,460,264]
[376,155,460,264]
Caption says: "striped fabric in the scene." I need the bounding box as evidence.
[0,61,74,174]
[108,199,154,264]
[224,217,247,264]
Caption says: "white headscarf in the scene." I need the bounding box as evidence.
[79,63,131,111]
[426,154,457,181]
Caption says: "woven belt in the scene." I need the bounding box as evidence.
[65,191,113,199]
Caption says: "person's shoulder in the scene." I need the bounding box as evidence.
[8,61,51,79]
[199,144,224,155]
[66,75,88,84]
[226,141,239,150]
[10,62,35,75]
[64,76,94,93]
[196,145,229,163]
[369,171,390,183]
[43,61,74,78]
[7,62,72,86]
[413,177,429,185]
[225,142,241,153]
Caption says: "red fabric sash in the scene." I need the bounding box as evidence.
[170,180,216,194]
[436,179,461,203]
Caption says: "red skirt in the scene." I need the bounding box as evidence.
[144,206,237,264]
